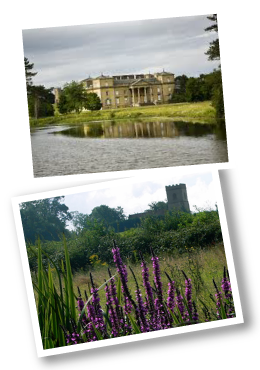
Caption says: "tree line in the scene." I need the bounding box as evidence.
[172,15,224,118]
[20,196,169,244]
[24,59,102,119]
[21,197,222,273]
[24,14,224,119]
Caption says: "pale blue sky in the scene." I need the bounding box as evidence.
[64,172,216,217]
[22,15,219,88]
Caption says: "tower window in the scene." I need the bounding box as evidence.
[172,193,177,200]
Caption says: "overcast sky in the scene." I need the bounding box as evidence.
[22,15,219,88]
[64,172,216,224]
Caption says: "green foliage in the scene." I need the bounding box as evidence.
[58,81,88,114]
[27,85,55,119]
[174,75,189,95]
[88,205,126,226]
[147,200,168,212]
[24,57,37,88]
[207,69,225,119]
[27,208,223,273]
[170,94,187,103]
[85,92,102,111]
[185,75,212,102]
[205,14,220,61]
[57,93,69,114]
[20,196,72,244]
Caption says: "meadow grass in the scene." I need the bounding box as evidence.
[29,101,217,127]
[71,242,227,317]
[32,239,233,349]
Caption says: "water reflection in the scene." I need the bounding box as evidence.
[53,120,227,140]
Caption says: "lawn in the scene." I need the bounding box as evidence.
[29,101,217,127]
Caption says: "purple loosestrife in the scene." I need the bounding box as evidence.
[90,273,107,336]
[112,240,135,315]
[176,288,185,320]
[77,287,89,326]
[108,268,124,330]
[192,301,199,323]
[68,319,82,345]
[140,252,155,318]
[221,268,235,318]
[213,279,222,319]
[151,249,169,329]
[151,248,163,304]
[182,271,193,320]
[105,281,119,337]
[86,303,97,341]
[221,267,232,301]
[165,272,175,313]
[129,265,149,333]
[60,325,73,345]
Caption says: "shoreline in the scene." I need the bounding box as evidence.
[29,101,218,128]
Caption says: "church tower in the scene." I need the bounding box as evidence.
[165,184,190,212]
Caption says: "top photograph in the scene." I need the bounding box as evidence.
[23,14,228,178]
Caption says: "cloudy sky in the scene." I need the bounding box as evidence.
[22,15,219,88]
[64,171,216,223]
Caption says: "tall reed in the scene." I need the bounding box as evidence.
[31,239,235,349]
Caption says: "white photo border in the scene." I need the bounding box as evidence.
[15,7,236,185]
[12,164,243,357]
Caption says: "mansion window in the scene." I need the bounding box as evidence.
[106,91,109,96]
[157,87,161,93]
[105,82,108,87]
[116,97,120,105]
[106,98,111,105]
[168,87,171,92]
[167,78,170,82]
[124,97,128,103]
[115,90,119,96]
[158,95,161,101]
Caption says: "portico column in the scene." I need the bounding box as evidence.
[137,88,141,105]
[144,87,147,103]
[131,88,135,106]
[150,86,153,102]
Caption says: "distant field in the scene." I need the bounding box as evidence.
[29,101,216,127]
[71,242,227,317]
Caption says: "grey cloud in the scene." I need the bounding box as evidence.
[23,14,220,88]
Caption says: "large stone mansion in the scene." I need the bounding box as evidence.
[54,70,175,109]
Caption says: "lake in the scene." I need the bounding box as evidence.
[30,119,228,177]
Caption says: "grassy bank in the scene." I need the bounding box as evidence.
[29,101,216,127]
[33,239,233,349]
[72,242,227,313]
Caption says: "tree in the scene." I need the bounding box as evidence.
[71,211,89,232]
[24,57,37,89]
[28,85,55,119]
[147,200,168,212]
[89,205,126,225]
[175,75,189,95]
[205,14,220,61]
[205,14,224,118]
[20,196,72,244]
[185,78,205,102]
[58,81,88,114]
[57,93,69,114]
[85,92,102,111]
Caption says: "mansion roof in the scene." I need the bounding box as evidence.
[81,71,174,88]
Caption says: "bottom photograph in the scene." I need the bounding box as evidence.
[12,167,243,356]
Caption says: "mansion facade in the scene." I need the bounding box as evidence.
[54,70,175,109]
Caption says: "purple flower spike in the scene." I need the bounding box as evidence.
[112,240,134,314]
